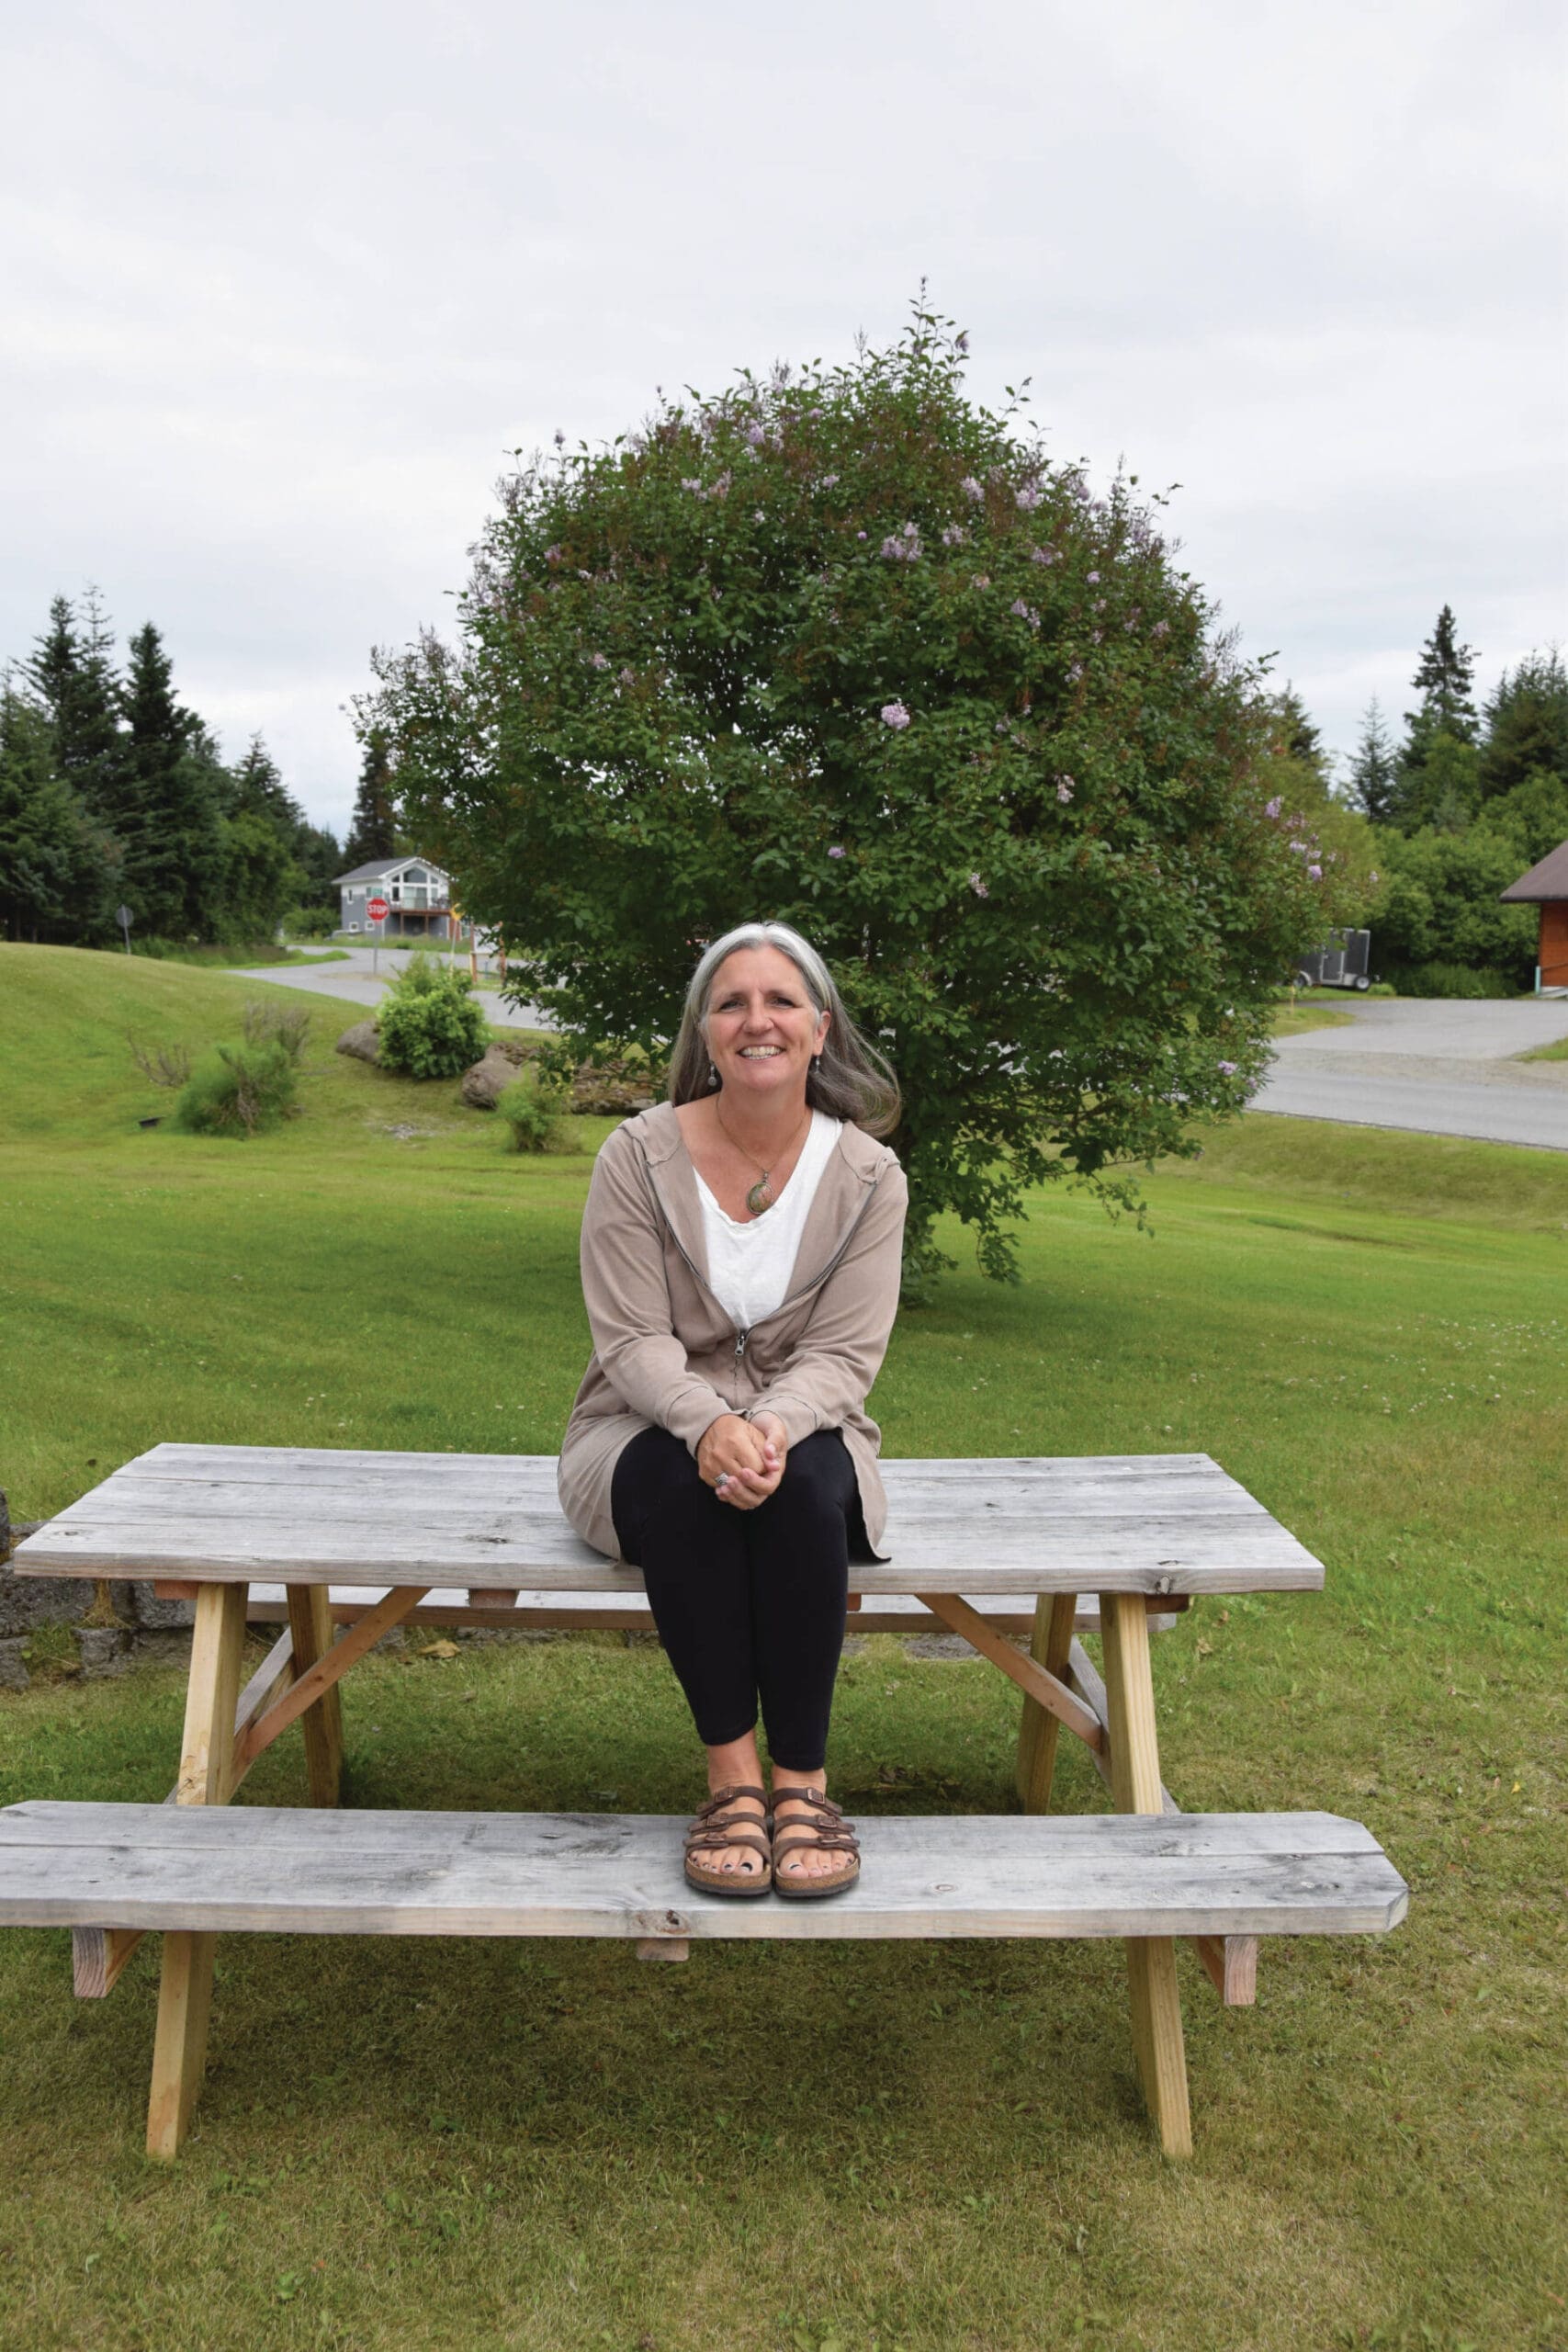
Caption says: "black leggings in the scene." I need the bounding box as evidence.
[611,1426,863,1772]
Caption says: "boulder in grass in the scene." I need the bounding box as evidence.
[334,1020,380,1063]
[461,1046,525,1109]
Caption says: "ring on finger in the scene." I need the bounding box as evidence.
[714,1472,731,1494]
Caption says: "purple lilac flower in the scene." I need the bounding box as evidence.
[1308,864,1323,880]
[942,524,965,545]
[1151,618,1169,638]
[969,873,988,897]
[681,478,702,492]
[745,423,766,447]
[881,701,911,729]
[1217,1060,1238,1077]
[971,573,990,589]
[1031,546,1056,565]
[881,537,904,560]
[828,844,846,859]
[820,472,840,488]
[1056,776,1075,803]
[1010,598,1029,617]
[1265,796,1282,819]
[856,529,868,540]
[1015,486,1042,510]
[618,666,636,685]
[544,545,561,564]
[1067,662,1084,684]
[754,510,765,523]
[1086,571,1100,584]
[903,521,919,539]
[590,652,609,670]
[961,476,984,502]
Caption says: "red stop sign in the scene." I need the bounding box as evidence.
[367,897,389,921]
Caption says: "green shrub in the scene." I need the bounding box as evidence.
[496,1076,568,1153]
[173,1040,299,1137]
[1396,961,1511,1000]
[375,955,491,1079]
[282,905,338,942]
[241,999,311,1062]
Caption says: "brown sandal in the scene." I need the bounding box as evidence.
[770,1787,861,1901]
[682,1784,773,1898]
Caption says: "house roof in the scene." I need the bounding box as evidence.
[334,856,451,887]
[1499,838,1568,903]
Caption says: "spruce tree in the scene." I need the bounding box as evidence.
[1406,605,1478,741]
[1478,651,1568,799]
[120,622,226,935]
[0,680,122,941]
[343,725,399,865]
[1348,697,1399,824]
[24,592,128,830]
[1269,684,1329,782]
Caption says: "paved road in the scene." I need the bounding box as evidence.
[225,948,551,1032]
[236,955,1568,1150]
[1253,996,1568,1151]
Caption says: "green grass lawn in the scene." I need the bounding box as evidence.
[1,944,1564,2352]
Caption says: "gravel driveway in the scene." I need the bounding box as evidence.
[1254,996,1568,1150]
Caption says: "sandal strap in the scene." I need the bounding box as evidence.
[686,1826,772,1861]
[773,1826,861,1860]
[770,1788,845,1820]
[692,1784,769,1823]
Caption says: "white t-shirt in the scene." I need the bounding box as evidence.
[693,1111,841,1333]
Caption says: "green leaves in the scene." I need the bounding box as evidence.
[376,312,1317,1286]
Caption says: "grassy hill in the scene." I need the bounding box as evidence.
[0,940,1564,2351]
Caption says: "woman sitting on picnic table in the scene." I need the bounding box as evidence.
[559,920,908,1898]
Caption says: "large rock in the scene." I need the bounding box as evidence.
[461,1046,525,1109]
[334,1019,380,1063]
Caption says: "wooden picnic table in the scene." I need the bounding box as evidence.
[8,1443,1395,2164]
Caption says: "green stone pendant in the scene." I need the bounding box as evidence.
[745,1176,774,1216]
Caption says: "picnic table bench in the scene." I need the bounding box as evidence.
[4,1444,1407,2162]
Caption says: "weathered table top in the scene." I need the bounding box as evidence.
[15,1443,1325,1597]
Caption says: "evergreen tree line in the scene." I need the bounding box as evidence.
[1287,612,1567,991]
[0,590,401,946]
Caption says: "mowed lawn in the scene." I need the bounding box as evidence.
[0,943,1563,2352]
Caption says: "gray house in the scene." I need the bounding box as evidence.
[334,856,466,939]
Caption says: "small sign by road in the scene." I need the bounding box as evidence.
[367,897,389,922]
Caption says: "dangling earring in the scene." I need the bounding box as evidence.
[707,1060,719,1091]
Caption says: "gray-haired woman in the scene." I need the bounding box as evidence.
[558,922,907,1898]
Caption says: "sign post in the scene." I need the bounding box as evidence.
[367,896,389,975]
[117,904,132,955]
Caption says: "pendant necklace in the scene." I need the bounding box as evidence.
[715,1101,810,1216]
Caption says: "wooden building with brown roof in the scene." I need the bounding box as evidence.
[1500,838,1568,994]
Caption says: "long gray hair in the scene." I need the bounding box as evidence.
[667,921,901,1138]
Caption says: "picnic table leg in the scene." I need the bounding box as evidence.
[147,1582,247,2162]
[285,1583,343,1807]
[1015,1592,1078,1811]
[1099,1592,1192,2159]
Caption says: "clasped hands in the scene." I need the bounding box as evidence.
[696,1410,788,1510]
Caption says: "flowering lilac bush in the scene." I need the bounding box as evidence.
[372,306,1326,1287]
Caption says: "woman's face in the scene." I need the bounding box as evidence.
[705,945,829,1112]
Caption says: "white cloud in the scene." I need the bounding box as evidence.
[2,0,1562,823]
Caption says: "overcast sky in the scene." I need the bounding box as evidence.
[4,0,1564,838]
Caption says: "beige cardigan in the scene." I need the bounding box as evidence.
[558,1102,908,1560]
